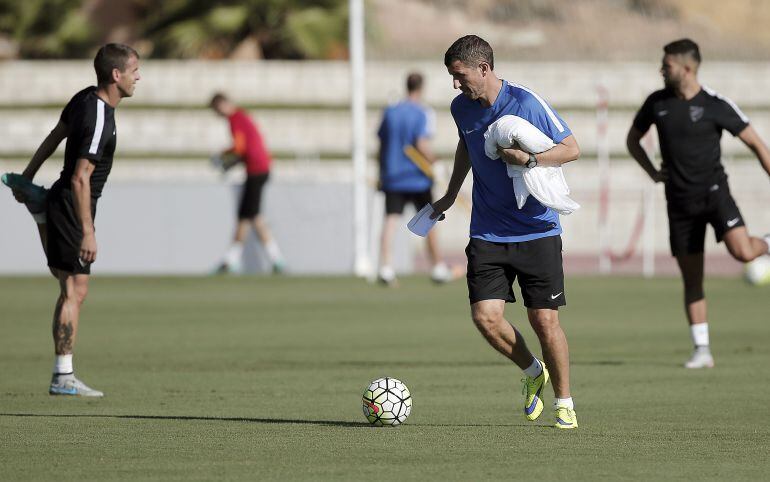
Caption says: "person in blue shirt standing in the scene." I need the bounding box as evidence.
[377,72,457,286]
[431,35,581,429]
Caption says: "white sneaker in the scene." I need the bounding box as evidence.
[49,373,104,397]
[684,346,715,369]
[377,266,397,286]
[430,262,452,284]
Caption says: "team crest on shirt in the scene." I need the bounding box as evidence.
[689,105,704,122]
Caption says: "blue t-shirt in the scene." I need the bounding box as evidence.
[451,80,572,242]
[378,100,435,192]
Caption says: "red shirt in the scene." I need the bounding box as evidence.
[228,109,271,175]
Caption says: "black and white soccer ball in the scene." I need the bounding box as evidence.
[362,377,412,426]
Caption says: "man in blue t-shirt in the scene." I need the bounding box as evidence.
[431,35,581,429]
[377,72,457,286]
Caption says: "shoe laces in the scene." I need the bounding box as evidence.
[521,376,536,397]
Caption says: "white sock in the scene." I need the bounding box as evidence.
[523,358,543,378]
[224,242,243,267]
[53,354,73,375]
[555,397,574,409]
[764,235,770,254]
[690,322,709,347]
[264,239,283,264]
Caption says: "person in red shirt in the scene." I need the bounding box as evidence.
[210,93,284,273]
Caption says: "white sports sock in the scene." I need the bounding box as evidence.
[555,397,574,409]
[690,322,709,347]
[224,242,243,268]
[53,354,73,375]
[523,358,543,378]
[264,239,283,264]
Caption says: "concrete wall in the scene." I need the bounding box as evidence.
[1,159,767,275]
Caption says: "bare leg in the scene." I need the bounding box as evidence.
[723,226,769,263]
[675,254,706,325]
[53,273,89,356]
[251,215,273,245]
[470,300,535,369]
[425,229,441,266]
[527,308,571,398]
[233,219,250,243]
[379,214,399,269]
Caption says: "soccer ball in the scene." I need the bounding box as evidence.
[362,377,412,426]
[745,255,770,286]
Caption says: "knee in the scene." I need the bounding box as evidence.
[726,239,755,263]
[529,312,561,339]
[471,309,504,336]
[684,285,704,304]
[729,246,753,263]
[74,284,88,305]
[61,283,88,305]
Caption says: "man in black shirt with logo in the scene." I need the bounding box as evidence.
[627,38,770,369]
[3,44,140,395]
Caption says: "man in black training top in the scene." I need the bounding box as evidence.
[2,44,141,396]
[627,38,770,369]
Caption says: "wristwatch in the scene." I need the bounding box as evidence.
[525,153,538,169]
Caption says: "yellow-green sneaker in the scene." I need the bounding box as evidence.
[521,364,550,421]
[554,405,578,429]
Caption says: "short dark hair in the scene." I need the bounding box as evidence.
[406,73,423,93]
[209,92,229,108]
[664,38,701,64]
[444,35,494,70]
[94,43,139,85]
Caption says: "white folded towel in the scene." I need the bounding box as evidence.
[483,115,580,215]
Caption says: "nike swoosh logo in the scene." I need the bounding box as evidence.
[363,400,379,414]
[726,217,740,227]
[657,110,668,116]
[462,128,479,134]
[550,292,563,300]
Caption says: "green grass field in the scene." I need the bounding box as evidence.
[1,275,769,481]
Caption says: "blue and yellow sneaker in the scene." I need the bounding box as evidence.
[554,405,578,429]
[1,172,48,215]
[521,363,550,421]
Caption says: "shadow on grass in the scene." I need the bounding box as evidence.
[0,412,369,428]
[0,413,537,428]
[571,360,624,366]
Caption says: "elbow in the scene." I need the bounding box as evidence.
[625,136,635,154]
[71,174,89,191]
[571,144,581,162]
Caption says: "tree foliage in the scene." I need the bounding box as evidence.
[0,0,349,59]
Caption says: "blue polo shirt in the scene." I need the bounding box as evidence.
[450,80,572,242]
[378,100,435,192]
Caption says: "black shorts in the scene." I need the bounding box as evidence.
[238,173,269,219]
[465,235,565,309]
[667,181,744,256]
[46,187,96,275]
[384,190,432,215]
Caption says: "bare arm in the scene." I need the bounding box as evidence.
[431,139,471,217]
[626,126,666,183]
[737,125,770,177]
[415,137,437,164]
[497,134,580,167]
[22,120,68,180]
[71,158,97,263]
